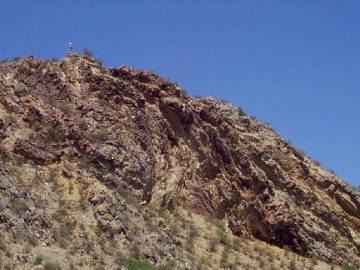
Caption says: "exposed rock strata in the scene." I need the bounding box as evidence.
[0,54,359,268]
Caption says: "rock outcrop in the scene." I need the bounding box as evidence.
[0,54,359,269]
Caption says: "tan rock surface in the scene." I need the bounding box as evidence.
[0,54,358,269]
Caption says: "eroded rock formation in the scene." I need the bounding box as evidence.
[0,54,359,268]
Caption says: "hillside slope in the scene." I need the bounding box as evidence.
[0,54,359,269]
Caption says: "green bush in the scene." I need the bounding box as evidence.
[34,255,43,265]
[58,198,66,207]
[58,103,71,115]
[124,259,154,270]
[217,231,230,247]
[48,124,64,142]
[342,263,357,270]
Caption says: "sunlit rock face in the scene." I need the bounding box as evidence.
[0,54,359,268]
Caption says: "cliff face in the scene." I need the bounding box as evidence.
[0,54,359,269]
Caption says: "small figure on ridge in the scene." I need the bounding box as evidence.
[68,42,73,53]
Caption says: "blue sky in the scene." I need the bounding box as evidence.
[1,1,359,187]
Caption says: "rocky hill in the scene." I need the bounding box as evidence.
[0,54,359,270]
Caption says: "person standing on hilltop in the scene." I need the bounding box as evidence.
[68,42,73,53]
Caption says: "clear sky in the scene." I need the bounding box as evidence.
[1,1,359,187]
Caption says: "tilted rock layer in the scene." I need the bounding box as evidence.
[0,54,359,268]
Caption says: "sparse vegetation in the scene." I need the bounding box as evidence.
[217,231,231,247]
[116,187,140,208]
[124,259,154,270]
[342,263,357,270]
[95,58,103,66]
[48,124,65,142]
[47,168,59,191]
[79,120,88,131]
[83,48,93,57]
[220,247,229,266]
[34,255,43,265]
[87,126,110,143]
[58,198,66,207]
[209,236,219,252]
[0,234,7,252]
[0,51,358,270]
[289,258,297,270]
[58,102,71,115]
[44,261,62,270]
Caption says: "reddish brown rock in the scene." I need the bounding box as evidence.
[0,55,359,267]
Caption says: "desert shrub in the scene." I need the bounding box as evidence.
[10,199,28,214]
[13,56,21,61]
[58,103,71,115]
[32,172,41,184]
[58,198,66,207]
[156,260,176,270]
[70,57,79,64]
[79,188,89,210]
[95,59,103,66]
[116,187,140,208]
[130,246,143,260]
[289,258,297,270]
[83,48,93,57]
[28,235,38,247]
[47,168,59,191]
[64,218,77,233]
[44,261,62,270]
[0,234,7,252]
[189,225,199,238]
[185,225,199,251]
[79,120,88,131]
[115,252,126,266]
[220,99,229,104]
[342,263,357,270]
[44,96,56,106]
[48,124,64,142]
[34,255,43,265]
[209,236,219,252]
[232,237,241,251]
[87,126,110,143]
[217,231,230,247]
[95,221,114,238]
[52,208,68,223]
[220,247,229,266]
[124,259,154,270]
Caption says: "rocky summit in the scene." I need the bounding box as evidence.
[0,54,359,270]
